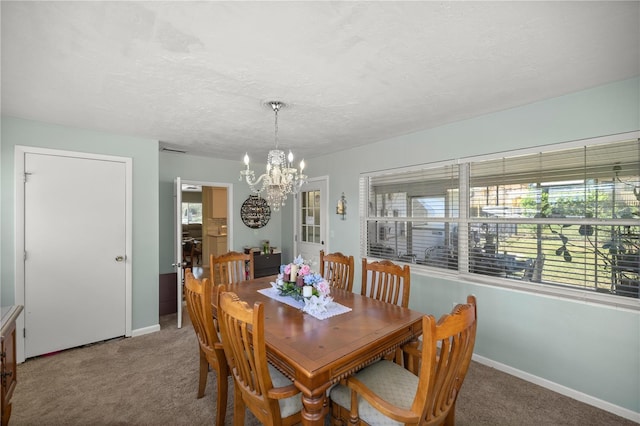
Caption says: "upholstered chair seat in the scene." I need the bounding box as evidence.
[268,364,304,418]
[330,360,418,425]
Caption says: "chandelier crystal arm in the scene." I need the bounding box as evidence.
[241,168,267,193]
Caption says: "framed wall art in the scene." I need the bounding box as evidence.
[240,195,271,229]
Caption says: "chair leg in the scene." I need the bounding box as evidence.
[394,347,403,366]
[197,350,208,398]
[329,400,344,425]
[215,366,228,426]
[233,385,245,426]
[349,389,361,425]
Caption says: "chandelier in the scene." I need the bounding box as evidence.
[240,101,307,212]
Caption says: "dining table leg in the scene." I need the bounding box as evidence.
[301,392,327,425]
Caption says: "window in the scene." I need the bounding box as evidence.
[182,202,202,225]
[361,136,640,301]
[361,162,459,266]
[301,190,322,243]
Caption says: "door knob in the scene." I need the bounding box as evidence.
[115,255,125,262]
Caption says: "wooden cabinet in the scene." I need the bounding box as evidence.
[209,187,227,218]
[254,253,281,278]
[1,305,23,426]
[208,235,228,258]
[201,186,228,264]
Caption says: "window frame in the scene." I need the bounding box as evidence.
[360,131,640,310]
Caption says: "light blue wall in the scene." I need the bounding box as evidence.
[1,117,160,330]
[297,77,640,415]
[158,152,283,275]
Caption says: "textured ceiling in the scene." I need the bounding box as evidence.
[2,1,639,162]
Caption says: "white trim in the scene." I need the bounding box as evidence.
[131,324,161,337]
[473,354,640,423]
[409,265,640,312]
[124,157,133,336]
[14,145,133,362]
[174,177,183,328]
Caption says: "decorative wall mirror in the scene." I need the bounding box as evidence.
[241,195,271,228]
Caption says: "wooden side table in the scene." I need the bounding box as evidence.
[254,252,281,278]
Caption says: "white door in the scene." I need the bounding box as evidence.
[295,177,328,269]
[174,177,184,328]
[22,151,129,358]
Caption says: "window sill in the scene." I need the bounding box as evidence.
[409,262,640,312]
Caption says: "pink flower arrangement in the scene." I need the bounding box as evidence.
[276,255,332,300]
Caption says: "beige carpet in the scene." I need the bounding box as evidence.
[10,312,637,426]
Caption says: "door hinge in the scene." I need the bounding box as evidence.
[24,172,32,183]
[23,328,26,338]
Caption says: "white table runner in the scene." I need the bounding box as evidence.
[258,287,352,320]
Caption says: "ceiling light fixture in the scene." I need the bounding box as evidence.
[240,101,307,212]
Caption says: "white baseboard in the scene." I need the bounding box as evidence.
[472,354,640,424]
[131,323,161,337]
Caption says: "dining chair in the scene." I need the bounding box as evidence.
[330,295,478,426]
[319,250,355,292]
[183,239,201,268]
[361,258,411,308]
[217,288,303,426]
[210,251,254,286]
[183,269,229,426]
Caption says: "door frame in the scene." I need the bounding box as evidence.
[293,175,330,260]
[14,145,133,363]
[174,179,233,328]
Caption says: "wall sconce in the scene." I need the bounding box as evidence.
[336,192,347,220]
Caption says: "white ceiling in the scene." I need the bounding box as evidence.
[2,1,639,162]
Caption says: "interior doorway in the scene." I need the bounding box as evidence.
[173,178,232,328]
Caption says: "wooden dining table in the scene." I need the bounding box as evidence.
[220,275,424,425]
